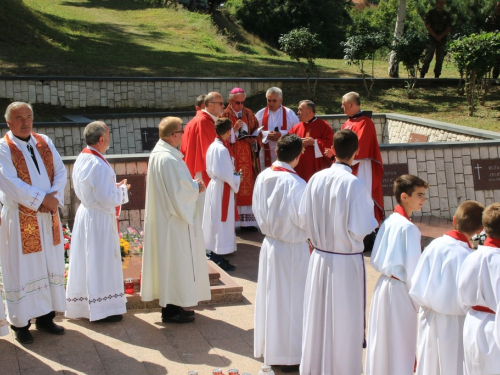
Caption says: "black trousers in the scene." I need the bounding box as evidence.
[11,311,55,331]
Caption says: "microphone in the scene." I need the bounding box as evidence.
[237,113,242,120]
[274,127,279,132]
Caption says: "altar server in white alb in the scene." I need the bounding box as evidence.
[299,129,378,375]
[253,133,309,373]
[0,102,67,344]
[409,200,484,375]
[203,118,241,271]
[141,117,210,324]
[366,174,428,375]
[255,87,299,171]
[458,203,500,375]
[66,121,130,323]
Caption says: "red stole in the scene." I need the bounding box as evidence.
[445,230,471,248]
[217,137,239,223]
[484,237,500,248]
[81,148,121,232]
[262,106,287,168]
[5,133,61,254]
[394,205,410,221]
[271,165,297,175]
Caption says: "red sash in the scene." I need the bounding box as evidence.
[4,133,61,254]
[472,305,495,314]
[445,230,471,248]
[262,106,287,168]
[394,205,410,221]
[217,137,239,223]
[271,165,297,175]
[81,148,121,232]
[484,237,500,248]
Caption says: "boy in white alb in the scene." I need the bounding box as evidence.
[410,200,485,375]
[203,118,241,271]
[458,203,500,375]
[366,174,428,375]
[253,134,309,373]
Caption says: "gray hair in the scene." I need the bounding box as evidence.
[195,94,206,108]
[84,121,108,145]
[266,87,283,98]
[299,100,316,113]
[229,91,246,100]
[342,92,361,106]
[4,102,33,122]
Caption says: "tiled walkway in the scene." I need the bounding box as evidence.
[0,216,452,375]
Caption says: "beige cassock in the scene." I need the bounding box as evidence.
[141,139,210,308]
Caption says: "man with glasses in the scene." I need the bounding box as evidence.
[255,87,299,171]
[141,117,210,324]
[221,87,261,231]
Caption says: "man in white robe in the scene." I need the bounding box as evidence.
[141,117,210,323]
[253,134,309,373]
[458,203,500,375]
[366,174,428,375]
[0,102,67,344]
[66,121,130,323]
[255,87,299,171]
[203,118,240,271]
[409,201,484,375]
[299,130,378,375]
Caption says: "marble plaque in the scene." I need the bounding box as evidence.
[141,128,159,151]
[116,174,146,210]
[382,163,409,196]
[471,159,500,191]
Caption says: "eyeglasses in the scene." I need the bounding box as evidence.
[267,99,279,103]
[209,102,224,106]
[173,130,184,135]
[233,101,245,105]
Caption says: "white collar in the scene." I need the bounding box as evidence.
[202,109,218,122]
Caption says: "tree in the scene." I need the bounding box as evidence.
[388,0,407,77]
[342,32,387,100]
[448,32,500,116]
[279,28,322,99]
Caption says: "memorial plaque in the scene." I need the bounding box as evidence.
[382,163,409,196]
[471,159,500,191]
[116,174,146,210]
[408,133,429,143]
[141,127,159,151]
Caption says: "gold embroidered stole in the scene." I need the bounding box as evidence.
[4,133,61,254]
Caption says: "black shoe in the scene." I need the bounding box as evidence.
[240,226,258,232]
[178,307,195,317]
[93,315,123,323]
[162,314,195,324]
[282,365,300,373]
[35,321,65,335]
[420,73,425,78]
[216,260,236,271]
[14,328,34,344]
[435,74,440,78]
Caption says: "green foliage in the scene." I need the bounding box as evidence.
[448,32,500,116]
[279,28,322,98]
[227,0,352,58]
[342,32,387,99]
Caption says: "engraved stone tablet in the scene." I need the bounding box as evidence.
[408,133,429,143]
[116,174,146,210]
[141,128,159,151]
[471,159,500,191]
[382,163,409,196]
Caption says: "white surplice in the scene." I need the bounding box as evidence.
[458,244,500,375]
[203,138,240,255]
[0,132,67,327]
[255,106,299,170]
[298,163,378,375]
[409,234,472,375]
[366,212,422,375]
[141,140,210,307]
[65,147,128,321]
[253,161,309,365]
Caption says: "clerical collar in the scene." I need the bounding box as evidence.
[304,116,317,124]
[445,230,471,248]
[202,109,218,122]
[335,161,351,168]
[231,107,242,118]
[13,134,31,143]
[349,110,373,120]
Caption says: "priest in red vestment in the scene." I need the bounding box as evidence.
[221,87,261,230]
[341,92,384,224]
[288,100,333,182]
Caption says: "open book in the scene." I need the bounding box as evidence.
[237,126,264,140]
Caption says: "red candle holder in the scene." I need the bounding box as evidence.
[124,278,134,294]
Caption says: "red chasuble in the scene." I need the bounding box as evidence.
[288,118,333,182]
[342,112,384,223]
[221,106,261,207]
[180,111,217,187]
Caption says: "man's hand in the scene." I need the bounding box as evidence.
[302,137,315,147]
[117,179,131,191]
[233,120,243,131]
[41,191,58,212]
[324,147,334,158]
[267,131,281,142]
[241,137,256,145]
[195,178,206,193]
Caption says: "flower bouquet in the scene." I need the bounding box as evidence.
[471,230,487,249]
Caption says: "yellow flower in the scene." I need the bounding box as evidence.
[120,238,130,254]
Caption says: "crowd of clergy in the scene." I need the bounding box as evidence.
[0,91,499,375]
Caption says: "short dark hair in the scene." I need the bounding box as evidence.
[215,118,232,136]
[394,174,428,204]
[454,200,485,234]
[195,94,206,108]
[276,134,303,163]
[483,203,500,239]
[333,129,358,160]
[299,100,315,113]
